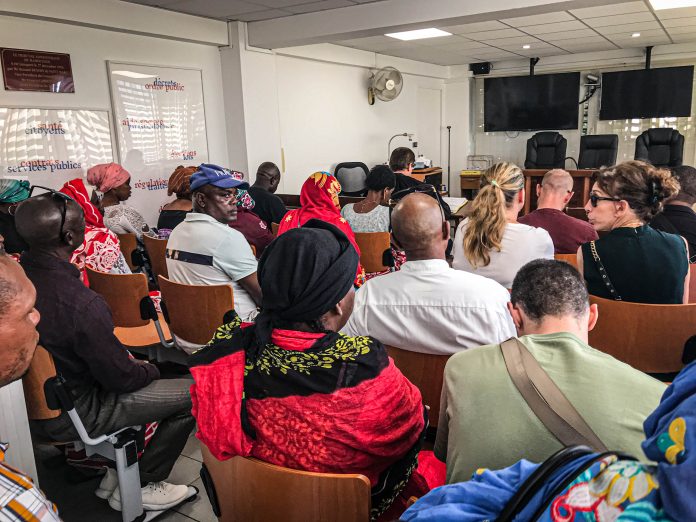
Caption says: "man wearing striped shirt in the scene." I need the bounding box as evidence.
[0,253,60,521]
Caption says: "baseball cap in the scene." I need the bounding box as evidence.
[190,163,250,191]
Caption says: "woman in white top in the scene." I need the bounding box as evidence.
[340,165,395,233]
[452,162,554,288]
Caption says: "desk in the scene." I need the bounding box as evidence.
[411,167,443,189]
[523,169,595,219]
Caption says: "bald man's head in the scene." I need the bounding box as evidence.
[536,169,574,210]
[391,193,449,259]
[15,194,85,257]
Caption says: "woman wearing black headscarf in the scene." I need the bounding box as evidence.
[189,220,439,520]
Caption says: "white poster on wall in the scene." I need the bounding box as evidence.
[0,107,113,188]
[108,61,209,226]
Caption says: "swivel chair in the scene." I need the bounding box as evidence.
[524,132,567,169]
[634,128,684,168]
[334,162,369,197]
[578,134,618,169]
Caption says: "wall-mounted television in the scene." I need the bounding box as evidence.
[600,66,694,120]
[484,72,580,132]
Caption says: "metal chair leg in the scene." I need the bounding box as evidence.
[114,433,143,522]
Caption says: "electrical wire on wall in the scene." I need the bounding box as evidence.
[580,74,600,136]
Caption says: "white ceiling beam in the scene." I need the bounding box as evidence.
[0,0,228,46]
[247,0,626,49]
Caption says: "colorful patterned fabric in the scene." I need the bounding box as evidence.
[277,172,365,286]
[60,179,130,278]
[86,163,130,194]
[0,179,30,204]
[0,443,61,521]
[167,166,197,197]
[189,314,429,520]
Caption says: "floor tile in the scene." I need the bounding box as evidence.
[157,510,198,521]
[182,436,202,463]
[173,478,216,522]
[167,455,203,486]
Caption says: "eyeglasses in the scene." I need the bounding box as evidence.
[589,193,621,207]
[28,185,75,238]
[389,184,446,222]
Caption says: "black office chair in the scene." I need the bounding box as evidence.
[634,128,684,168]
[334,162,369,197]
[524,132,567,169]
[578,134,618,169]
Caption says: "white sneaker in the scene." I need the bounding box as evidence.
[95,468,119,500]
[108,481,189,512]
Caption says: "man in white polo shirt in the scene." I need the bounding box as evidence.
[166,164,262,336]
[342,192,514,355]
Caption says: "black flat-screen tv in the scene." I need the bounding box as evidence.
[600,66,694,120]
[484,72,580,132]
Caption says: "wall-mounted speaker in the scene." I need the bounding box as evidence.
[470,62,491,75]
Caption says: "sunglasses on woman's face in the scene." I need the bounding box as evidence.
[28,185,75,238]
[589,193,621,207]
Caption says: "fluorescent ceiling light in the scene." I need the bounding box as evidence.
[522,44,531,49]
[385,28,452,41]
[650,0,696,9]
[632,32,641,37]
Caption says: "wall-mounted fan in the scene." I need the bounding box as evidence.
[368,66,403,105]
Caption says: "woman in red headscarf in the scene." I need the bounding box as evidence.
[60,178,131,279]
[277,172,365,286]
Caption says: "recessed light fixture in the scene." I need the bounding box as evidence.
[632,32,641,37]
[522,44,531,49]
[385,28,452,41]
[650,0,696,9]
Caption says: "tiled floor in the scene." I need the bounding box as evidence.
[35,433,215,522]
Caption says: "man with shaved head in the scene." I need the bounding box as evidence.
[248,161,288,227]
[342,193,514,355]
[16,193,193,512]
[519,169,597,254]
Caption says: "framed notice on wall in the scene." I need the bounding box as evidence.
[107,61,209,225]
[0,107,113,188]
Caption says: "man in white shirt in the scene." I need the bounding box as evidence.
[166,164,263,333]
[342,193,515,355]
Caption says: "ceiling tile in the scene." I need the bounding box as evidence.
[254,0,318,7]
[553,38,617,52]
[518,20,587,35]
[439,21,507,34]
[654,6,696,19]
[609,34,671,47]
[465,28,525,40]
[122,0,183,6]
[582,12,656,28]
[517,46,568,57]
[661,16,696,28]
[337,35,403,51]
[167,0,262,18]
[285,0,354,14]
[432,40,494,52]
[235,8,293,20]
[417,34,470,46]
[501,11,573,27]
[604,28,668,39]
[666,25,696,35]
[570,1,647,19]
[470,49,522,60]
[484,35,544,47]
[542,28,602,41]
[594,21,662,35]
[670,32,696,42]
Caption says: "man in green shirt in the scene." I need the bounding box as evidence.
[435,259,666,484]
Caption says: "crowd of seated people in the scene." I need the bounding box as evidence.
[3,154,696,521]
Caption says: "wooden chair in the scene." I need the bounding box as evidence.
[200,444,371,522]
[385,346,450,428]
[554,253,578,270]
[354,232,390,273]
[116,233,139,272]
[271,222,279,237]
[589,295,696,376]
[85,267,172,357]
[158,276,235,346]
[142,235,168,280]
[689,264,696,304]
[22,346,60,421]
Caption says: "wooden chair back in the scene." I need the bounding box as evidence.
[589,295,696,374]
[143,235,168,280]
[689,264,696,304]
[354,232,390,273]
[158,276,235,345]
[22,346,59,420]
[385,346,450,428]
[85,268,150,328]
[117,233,139,271]
[554,253,578,270]
[271,222,279,237]
[201,445,371,522]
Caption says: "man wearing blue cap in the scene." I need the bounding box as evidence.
[166,165,262,349]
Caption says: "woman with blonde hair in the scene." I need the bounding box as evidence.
[452,162,554,288]
[579,160,689,303]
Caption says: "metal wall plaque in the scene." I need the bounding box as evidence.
[1,48,74,93]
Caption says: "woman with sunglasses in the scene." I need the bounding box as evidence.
[452,162,554,289]
[578,161,688,304]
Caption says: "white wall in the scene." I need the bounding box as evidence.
[0,14,230,207]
